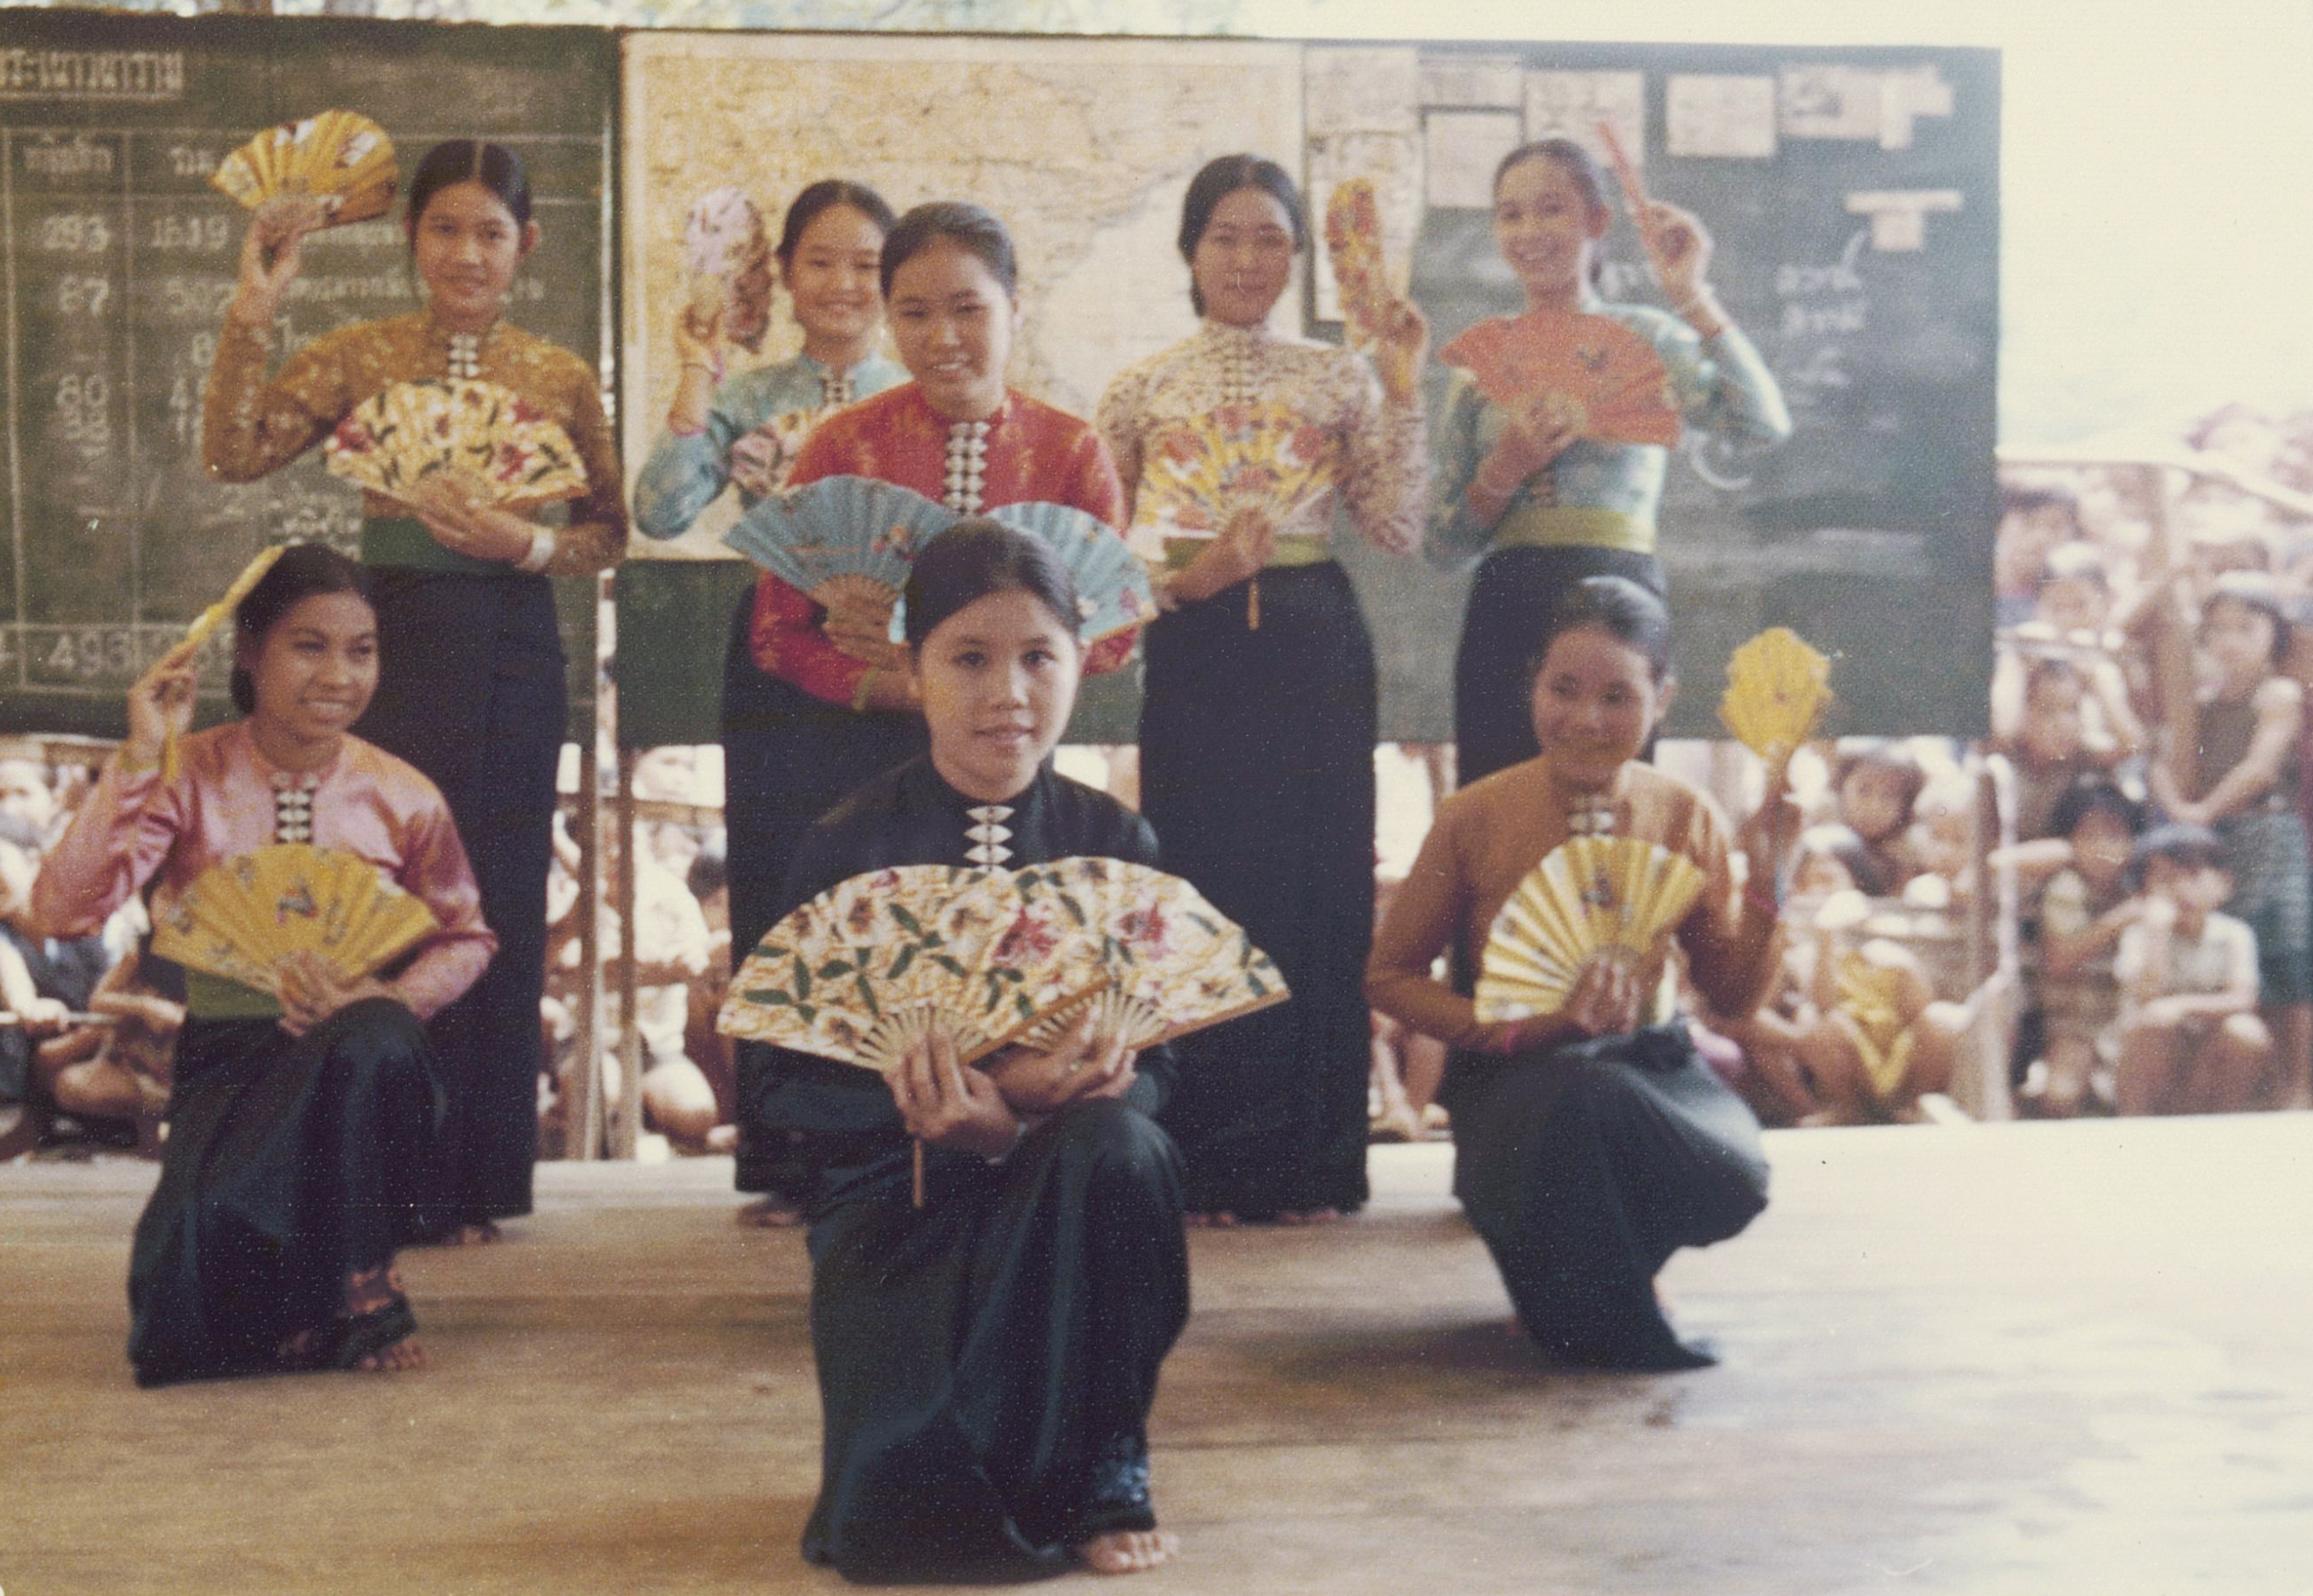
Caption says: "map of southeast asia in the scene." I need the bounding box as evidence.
[622,32,1306,560]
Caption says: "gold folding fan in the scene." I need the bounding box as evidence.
[210,111,397,231]
[151,844,439,997]
[326,380,590,509]
[1323,177,1389,348]
[1719,627,1833,762]
[1473,836,1708,1020]
[1011,857,1288,1050]
[718,865,1109,1073]
[162,543,289,782]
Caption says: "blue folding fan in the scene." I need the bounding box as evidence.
[725,476,1154,645]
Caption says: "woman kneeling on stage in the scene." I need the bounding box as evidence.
[1367,576,1795,1371]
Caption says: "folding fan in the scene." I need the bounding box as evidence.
[1323,177,1389,347]
[725,477,1155,645]
[1718,627,1834,762]
[1472,836,1708,1020]
[1010,856,1289,1050]
[151,844,439,997]
[210,111,397,231]
[718,865,1110,1073]
[1132,403,1336,548]
[1437,311,1682,448]
[163,542,289,781]
[684,186,764,283]
[326,380,590,509]
[1833,949,1915,1103]
[985,501,1156,645]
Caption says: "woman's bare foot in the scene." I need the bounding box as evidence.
[736,1195,804,1227]
[354,1334,426,1372]
[1183,1211,1237,1229]
[1077,1528,1179,1575]
[435,1220,501,1247]
[277,1263,425,1373]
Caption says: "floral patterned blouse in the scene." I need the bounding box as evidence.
[202,310,626,577]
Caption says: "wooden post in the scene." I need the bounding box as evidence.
[613,743,642,1159]
[568,742,604,1161]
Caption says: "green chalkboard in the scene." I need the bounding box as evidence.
[0,11,613,740]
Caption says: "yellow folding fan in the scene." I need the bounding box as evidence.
[1718,627,1834,762]
[1323,176,1389,347]
[718,865,1110,1074]
[1011,857,1288,1050]
[1473,836,1708,1020]
[151,844,439,996]
[325,380,590,509]
[210,111,398,231]
[161,543,288,782]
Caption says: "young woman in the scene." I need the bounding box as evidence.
[1097,154,1428,1221]
[734,201,1135,1216]
[202,140,624,1242]
[1429,139,1791,786]
[33,546,495,1385]
[757,521,1184,1581]
[1367,576,1794,1371]
[630,178,908,1219]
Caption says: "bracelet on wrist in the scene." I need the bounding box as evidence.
[513,526,556,575]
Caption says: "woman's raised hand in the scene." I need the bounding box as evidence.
[888,1028,1023,1157]
[1368,292,1431,406]
[1736,751,1806,902]
[226,198,325,330]
[984,1008,1137,1113]
[674,276,728,369]
[1636,200,1718,316]
[125,641,201,770]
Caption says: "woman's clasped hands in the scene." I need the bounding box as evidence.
[889,1011,1137,1158]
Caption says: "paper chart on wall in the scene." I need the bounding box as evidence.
[1422,108,1522,212]
[1303,44,1421,137]
[1522,70,1645,170]
[1665,74,1777,159]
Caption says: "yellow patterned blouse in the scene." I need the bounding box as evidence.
[201,311,626,577]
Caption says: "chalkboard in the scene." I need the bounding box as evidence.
[0,12,613,741]
[1364,40,2000,741]
[606,33,1996,748]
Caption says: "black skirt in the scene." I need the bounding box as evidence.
[720,593,927,1194]
[1139,562,1377,1216]
[1452,545,1666,789]
[1446,1023,1768,1365]
[801,1100,1188,1583]
[126,998,445,1386]
[356,568,562,1224]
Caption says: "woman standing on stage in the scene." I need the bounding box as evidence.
[761,522,1184,1581]
[631,178,908,1220]
[732,201,1135,1214]
[36,545,495,1385]
[1431,138,1789,787]
[1368,576,1794,1369]
[204,140,625,1242]
[1097,154,1428,1221]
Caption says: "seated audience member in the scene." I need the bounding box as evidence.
[2114,824,2269,1116]
[2021,781,2145,1117]
[1829,744,1923,897]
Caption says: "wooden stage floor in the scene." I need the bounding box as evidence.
[8,1118,2312,1595]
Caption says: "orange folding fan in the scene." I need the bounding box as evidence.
[1437,311,1682,448]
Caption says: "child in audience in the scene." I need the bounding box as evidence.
[2025,782,2144,1116]
[1994,485,2082,626]
[2149,573,2312,1107]
[1830,743,1924,896]
[2115,825,2269,1114]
